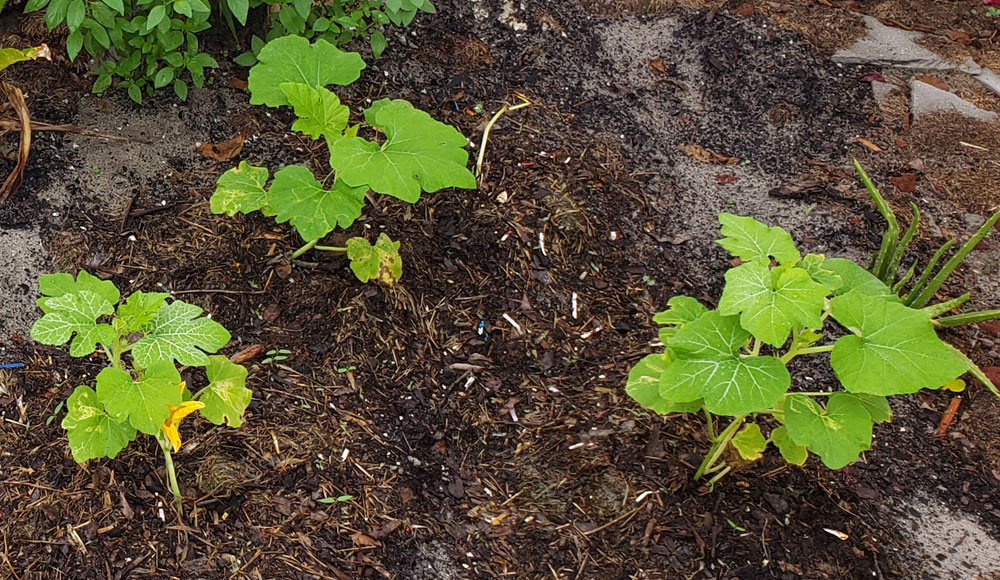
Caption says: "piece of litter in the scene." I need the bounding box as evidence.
[635,490,654,503]
[502,313,523,334]
[823,528,849,541]
[571,292,578,319]
[538,232,547,256]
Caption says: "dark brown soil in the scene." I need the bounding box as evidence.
[2,1,1000,579]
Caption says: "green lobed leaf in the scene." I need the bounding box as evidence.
[96,363,182,435]
[718,261,829,347]
[769,425,807,466]
[626,353,703,414]
[782,393,874,470]
[346,233,403,286]
[198,355,252,427]
[131,300,231,367]
[732,423,767,461]
[37,270,120,310]
[830,292,966,395]
[247,36,366,107]
[823,258,896,300]
[281,83,350,142]
[267,166,366,242]
[717,213,801,265]
[211,161,273,217]
[659,311,790,415]
[31,292,116,357]
[652,296,708,326]
[330,99,476,203]
[115,290,169,334]
[62,386,137,462]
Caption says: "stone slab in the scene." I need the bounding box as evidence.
[909,80,998,122]
[833,15,981,74]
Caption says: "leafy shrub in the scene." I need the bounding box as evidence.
[626,213,995,486]
[24,0,218,103]
[232,0,436,65]
[31,271,252,515]
[211,35,475,285]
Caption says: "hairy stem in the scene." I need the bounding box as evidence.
[314,245,348,253]
[694,414,746,481]
[780,344,834,364]
[703,407,717,441]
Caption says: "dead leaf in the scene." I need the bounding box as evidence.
[941,30,970,46]
[856,137,883,152]
[679,143,739,164]
[199,132,245,161]
[648,57,669,74]
[913,74,949,92]
[716,173,741,184]
[889,173,916,193]
[351,533,381,547]
[860,71,887,83]
[230,344,265,364]
[0,82,31,204]
[228,78,249,90]
[730,4,754,17]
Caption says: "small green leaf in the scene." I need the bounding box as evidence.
[211,161,272,216]
[96,363,182,435]
[732,423,767,461]
[281,83,349,142]
[331,99,476,203]
[652,296,708,326]
[346,234,403,286]
[717,213,801,265]
[131,300,231,367]
[66,0,85,30]
[718,261,828,347]
[851,393,892,423]
[115,290,169,333]
[93,74,113,94]
[769,426,807,466]
[783,393,874,470]
[154,66,174,89]
[659,312,790,415]
[369,30,387,58]
[173,79,188,101]
[62,386,136,462]
[797,254,843,292]
[198,355,251,427]
[226,0,248,23]
[145,4,165,30]
[318,495,354,503]
[247,36,365,107]
[66,29,84,60]
[267,166,366,242]
[625,353,703,415]
[830,292,966,395]
[101,0,124,14]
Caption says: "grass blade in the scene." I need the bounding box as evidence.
[891,261,916,294]
[935,309,1000,328]
[903,240,954,306]
[910,209,1000,308]
[887,203,919,287]
[854,160,898,282]
[923,293,970,318]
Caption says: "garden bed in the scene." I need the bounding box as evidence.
[2,0,1000,578]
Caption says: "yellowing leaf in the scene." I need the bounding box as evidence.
[942,379,966,393]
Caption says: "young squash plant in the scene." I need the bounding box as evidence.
[627,213,997,487]
[30,271,252,516]
[211,35,475,286]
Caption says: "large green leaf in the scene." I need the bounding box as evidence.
[823,258,896,300]
[330,99,477,203]
[267,166,366,242]
[96,363,182,435]
[718,261,828,347]
[717,213,800,265]
[61,385,137,462]
[281,83,349,142]
[660,312,790,415]
[31,292,116,357]
[732,423,767,460]
[797,254,843,292]
[131,300,231,367]
[625,353,703,415]
[198,355,252,427]
[211,161,272,217]
[346,233,402,286]
[830,292,965,395]
[782,393,874,469]
[247,36,365,107]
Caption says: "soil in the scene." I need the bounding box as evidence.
[2,1,1000,579]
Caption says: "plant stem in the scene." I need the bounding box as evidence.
[694,414,746,481]
[290,238,319,260]
[703,407,717,441]
[314,245,348,253]
[780,344,834,364]
[159,437,183,517]
[475,94,531,179]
